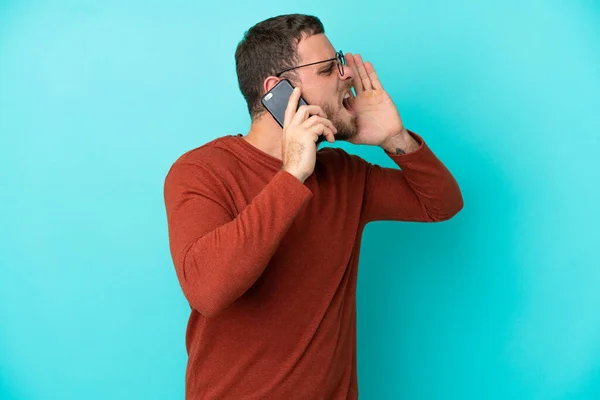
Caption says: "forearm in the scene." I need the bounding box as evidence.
[388,131,462,220]
[180,209,291,317]
[363,130,463,222]
[166,169,313,317]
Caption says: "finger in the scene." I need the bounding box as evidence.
[346,52,364,93]
[312,123,336,144]
[324,125,336,143]
[302,115,337,135]
[353,54,373,91]
[283,85,302,128]
[291,105,327,125]
[323,118,337,136]
[364,61,383,91]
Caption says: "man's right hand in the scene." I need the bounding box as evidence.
[281,86,337,183]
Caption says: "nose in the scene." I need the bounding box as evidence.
[338,52,354,83]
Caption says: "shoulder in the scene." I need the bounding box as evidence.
[174,136,238,168]
[167,136,241,175]
[163,135,242,193]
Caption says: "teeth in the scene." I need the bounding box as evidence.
[343,92,350,99]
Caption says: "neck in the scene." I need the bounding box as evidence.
[243,114,285,160]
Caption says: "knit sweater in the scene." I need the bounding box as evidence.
[163,130,463,399]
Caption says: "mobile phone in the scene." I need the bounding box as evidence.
[261,79,309,128]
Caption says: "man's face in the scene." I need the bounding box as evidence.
[292,34,358,141]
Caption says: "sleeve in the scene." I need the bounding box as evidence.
[361,130,463,223]
[163,162,313,317]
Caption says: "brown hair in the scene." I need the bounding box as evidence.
[235,14,324,119]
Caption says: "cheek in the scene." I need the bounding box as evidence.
[315,95,339,112]
[304,92,326,107]
[303,82,339,108]
[326,93,341,110]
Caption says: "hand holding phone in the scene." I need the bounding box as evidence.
[261,79,337,145]
[273,83,337,183]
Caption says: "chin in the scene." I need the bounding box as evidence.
[321,102,358,142]
[332,111,357,141]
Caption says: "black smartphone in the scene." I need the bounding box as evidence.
[261,79,309,128]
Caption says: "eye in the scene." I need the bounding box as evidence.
[320,64,334,75]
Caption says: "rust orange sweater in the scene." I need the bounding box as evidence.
[163,131,463,399]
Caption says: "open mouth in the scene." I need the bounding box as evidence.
[342,90,356,115]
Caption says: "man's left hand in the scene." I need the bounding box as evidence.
[345,53,408,147]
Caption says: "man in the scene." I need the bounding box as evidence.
[163,13,463,399]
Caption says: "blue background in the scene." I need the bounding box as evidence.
[1,1,599,399]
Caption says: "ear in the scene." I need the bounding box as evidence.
[263,76,281,94]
